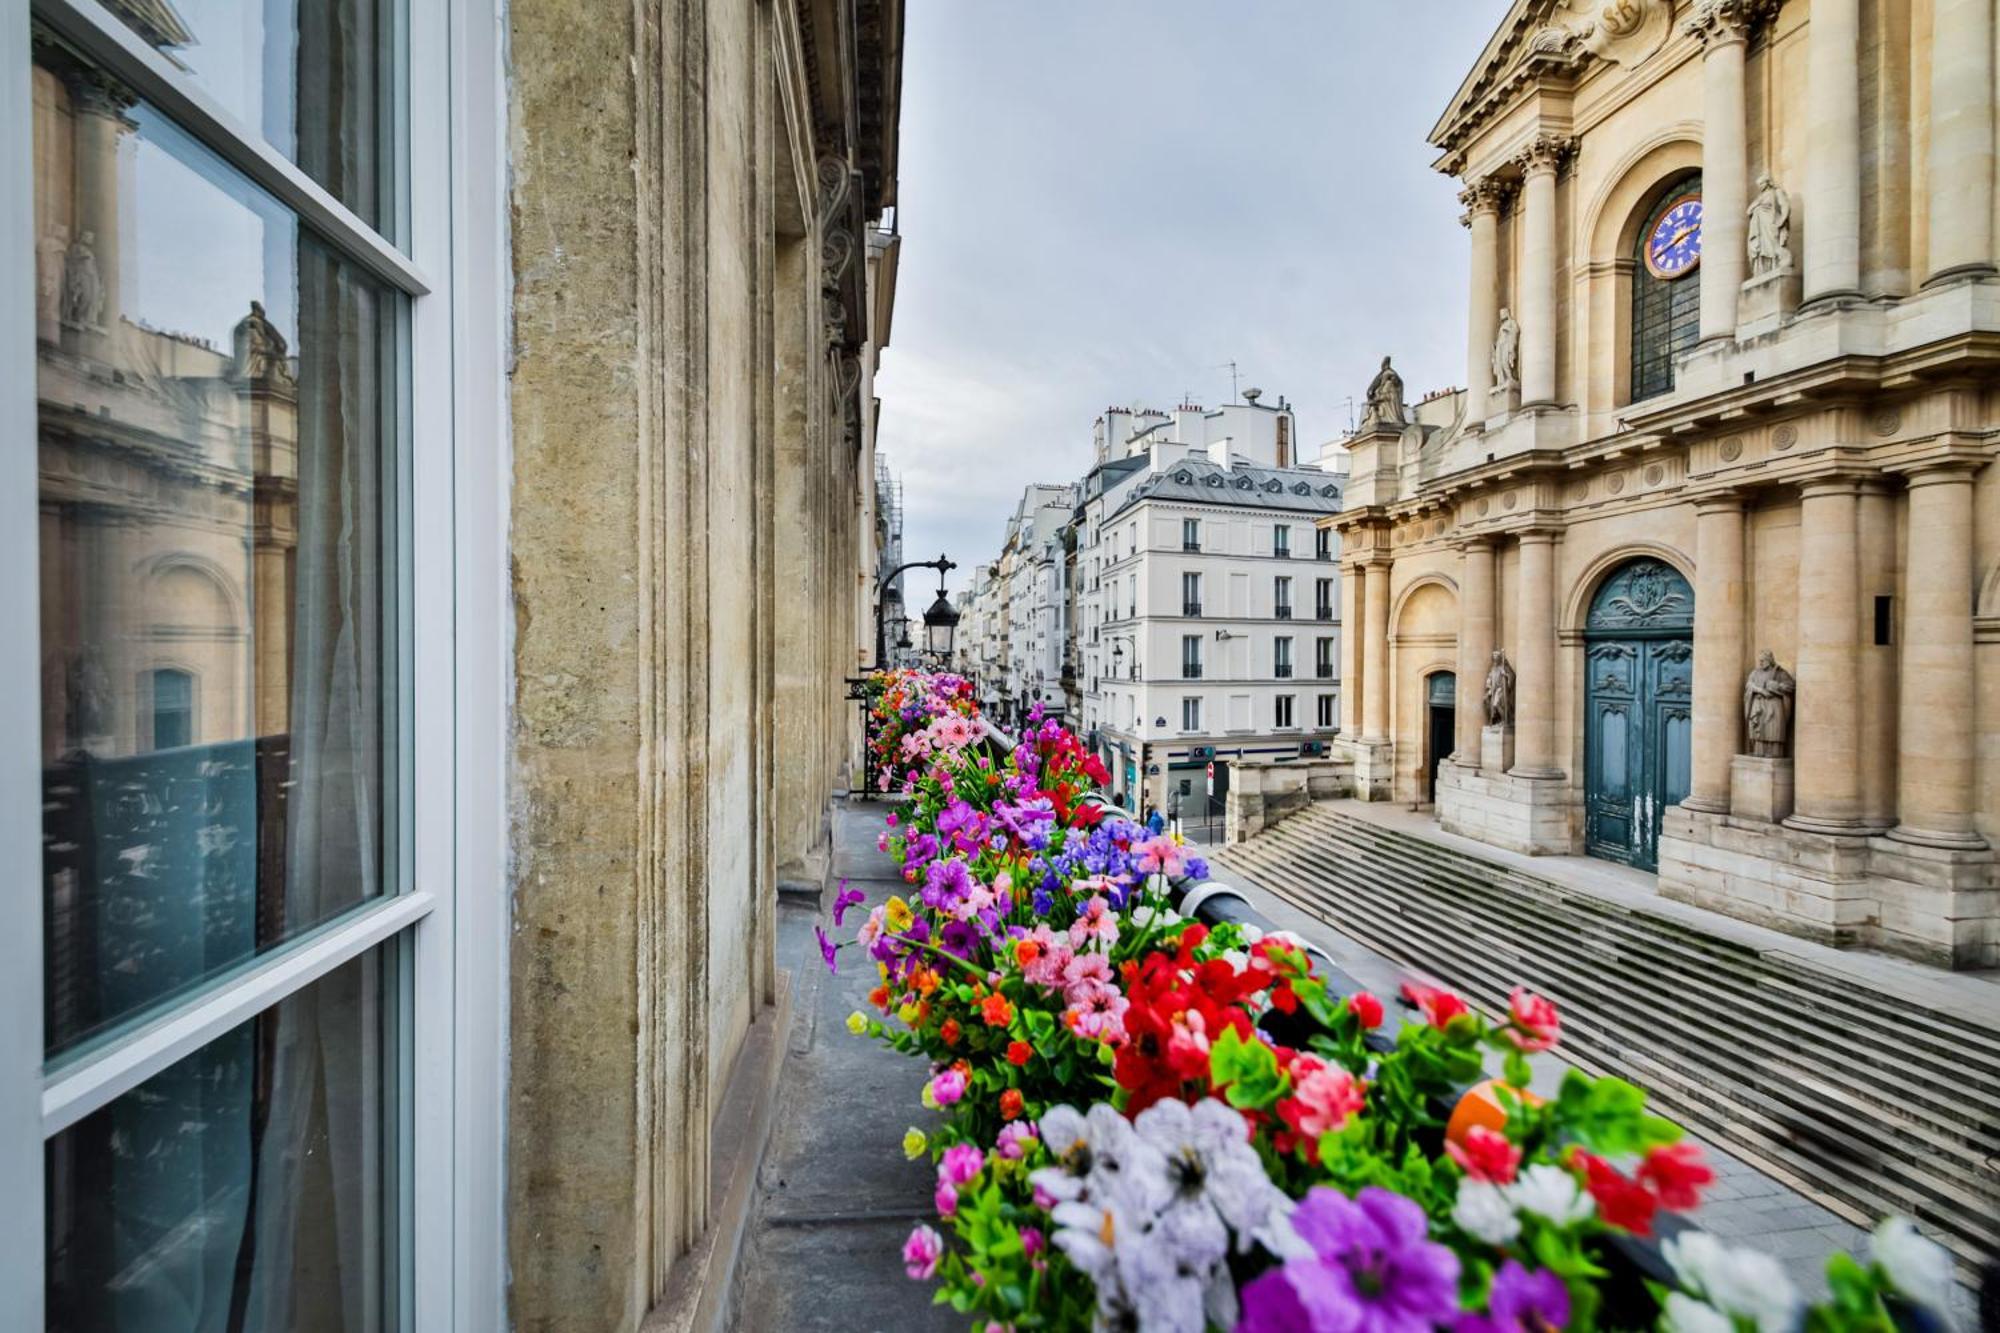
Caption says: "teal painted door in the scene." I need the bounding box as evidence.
[1583,560,1694,871]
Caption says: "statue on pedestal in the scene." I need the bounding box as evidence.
[1747,173,1793,277]
[1361,356,1406,427]
[1483,649,1516,727]
[1743,649,1795,757]
[61,230,104,331]
[1492,309,1520,394]
[233,300,294,385]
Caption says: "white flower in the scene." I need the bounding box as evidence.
[1663,1232,1800,1333]
[1872,1217,1957,1323]
[1130,904,1183,928]
[1508,1163,1595,1227]
[1663,1292,1738,1333]
[1452,1180,1521,1246]
[1130,1097,1293,1254]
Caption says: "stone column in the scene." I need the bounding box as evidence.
[1461,178,1504,424]
[1926,0,1997,282]
[1339,561,1365,736]
[1803,0,1863,302]
[1455,537,1495,764]
[65,78,133,362]
[1784,478,1866,833]
[1890,465,1985,847]
[1857,482,1898,828]
[1510,531,1562,778]
[1685,495,1745,812]
[1362,560,1391,743]
[1514,136,1570,406]
[1684,0,1757,339]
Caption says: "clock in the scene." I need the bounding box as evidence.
[1645,194,1703,279]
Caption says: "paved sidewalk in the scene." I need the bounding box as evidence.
[733,800,955,1332]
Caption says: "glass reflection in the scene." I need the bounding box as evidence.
[35,34,401,1057]
[46,948,401,1332]
[92,0,404,233]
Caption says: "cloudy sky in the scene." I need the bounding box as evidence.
[877,1,1508,593]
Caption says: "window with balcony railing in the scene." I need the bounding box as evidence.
[1183,603,1202,617]
[1274,524,1291,559]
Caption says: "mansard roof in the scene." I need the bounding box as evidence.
[1109,459,1343,519]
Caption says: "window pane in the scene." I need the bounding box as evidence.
[36,39,404,1056]
[46,947,401,1332]
[76,0,405,234]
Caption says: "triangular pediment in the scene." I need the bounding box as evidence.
[1429,0,1562,153]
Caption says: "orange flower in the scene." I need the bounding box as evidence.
[868,984,891,1012]
[1006,1040,1033,1066]
[940,1018,961,1047]
[914,968,940,997]
[999,1088,1025,1121]
[979,993,1015,1027]
[1013,938,1044,968]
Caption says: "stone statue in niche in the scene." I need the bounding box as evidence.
[1747,173,1793,276]
[61,229,104,331]
[1484,649,1516,727]
[37,224,68,329]
[1491,308,1520,393]
[233,300,294,385]
[1362,356,1406,427]
[1743,650,1795,757]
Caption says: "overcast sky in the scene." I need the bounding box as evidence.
[876,1,1508,594]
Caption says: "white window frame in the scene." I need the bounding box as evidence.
[0,0,507,1323]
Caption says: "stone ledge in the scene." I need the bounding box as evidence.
[1436,764,1578,856]
[642,972,795,1333]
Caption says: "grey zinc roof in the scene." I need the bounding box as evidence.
[1108,458,1344,518]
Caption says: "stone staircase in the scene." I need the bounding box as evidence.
[1214,803,2000,1274]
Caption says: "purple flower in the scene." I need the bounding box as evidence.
[940,919,979,959]
[1238,1186,1462,1333]
[923,857,975,910]
[1455,1261,1571,1333]
[903,832,939,868]
[832,882,866,927]
[814,926,838,974]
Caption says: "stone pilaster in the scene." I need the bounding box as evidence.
[1685,495,1745,812]
[1513,136,1572,406]
[1890,464,1985,848]
[1339,560,1365,737]
[1683,0,1766,339]
[1803,0,1863,303]
[1454,537,1495,764]
[1925,0,1998,282]
[1362,558,1391,743]
[1510,530,1562,778]
[1460,177,1507,424]
[1784,477,1867,834]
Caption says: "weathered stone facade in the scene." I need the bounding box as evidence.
[1330,0,1999,969]
[505,1,900,1327]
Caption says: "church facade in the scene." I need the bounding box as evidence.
[1327,0,1999,969]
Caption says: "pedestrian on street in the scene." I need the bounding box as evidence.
[1145,806,1165,836]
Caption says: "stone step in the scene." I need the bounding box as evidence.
[1272,808,2000,1079]
[1216,817,2000,1270]
[1288,807,2000,1067]
[1221,844,2000,1271]
[1247,817,2000,1139]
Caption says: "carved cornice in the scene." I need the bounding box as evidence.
[1514,132,1577,177]
[1680,0,1777,47]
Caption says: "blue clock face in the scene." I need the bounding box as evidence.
[1646,196,1703,279]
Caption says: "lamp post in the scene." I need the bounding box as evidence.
[875,554,957,670]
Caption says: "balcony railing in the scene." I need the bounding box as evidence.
[1275,664,1294,679]
[1316,549,1334,562]
[1275,606,1293,620]
[1316,606,1334,621]
[1183,602,1202,617]
[1317,664,1335,678]
[1182,664,1203,679]
[1273,548,1291,560]
[1183,541,1200,552]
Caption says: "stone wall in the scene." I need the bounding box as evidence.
[1224,758,1351,843]
[504,0,889,1327]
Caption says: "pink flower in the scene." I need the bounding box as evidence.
[934,1178,958,1216]
[931,1068,967,1107]
[1445,1125,1521,1184]
[1063,981,1130,1044]
[940,1143,985,1186]
[995,1121,1038,1160]
[903,1223,943,1280]
[1019,1226,1044,1256]
[1279,1059,1367,1138]
[1506,986,1560,1052]
[1132,834,1187,877]
[857,905,886,949]
[1060,951,1114,998]
[1068,895,1120,949]
[1404,981,1471,1030]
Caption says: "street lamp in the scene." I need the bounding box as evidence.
[875,553,957,669]
[922,587,960,658]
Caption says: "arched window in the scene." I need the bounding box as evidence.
[1630,175,1703,402]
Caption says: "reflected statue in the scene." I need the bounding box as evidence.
[1747,173,1793,277]
[1743,649,1795,758]
[233,300,293,385]
[1484,649,1516,727]
[61,229,104,331]
[38,224,68,328]
[1492,308,1520,394]
[1362,356,1406,427]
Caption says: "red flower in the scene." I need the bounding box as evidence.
[979,993,1014,1027]
[939,1018,961,1047]
[999,1088,1024,1121]
[1006,1040,1033,1066]
[1113,935,1264,1113]
[1506,986,1561,1052]
[1270,983,1300,1014]
[1445,1125,1521,1184]
[1345,991,1385,1030]
[1638,1141,1715,1211]
[1574,1151,1658,1236]
[1403,981,1471,1030]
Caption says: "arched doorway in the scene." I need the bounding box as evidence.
[1583,558,1693,870]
